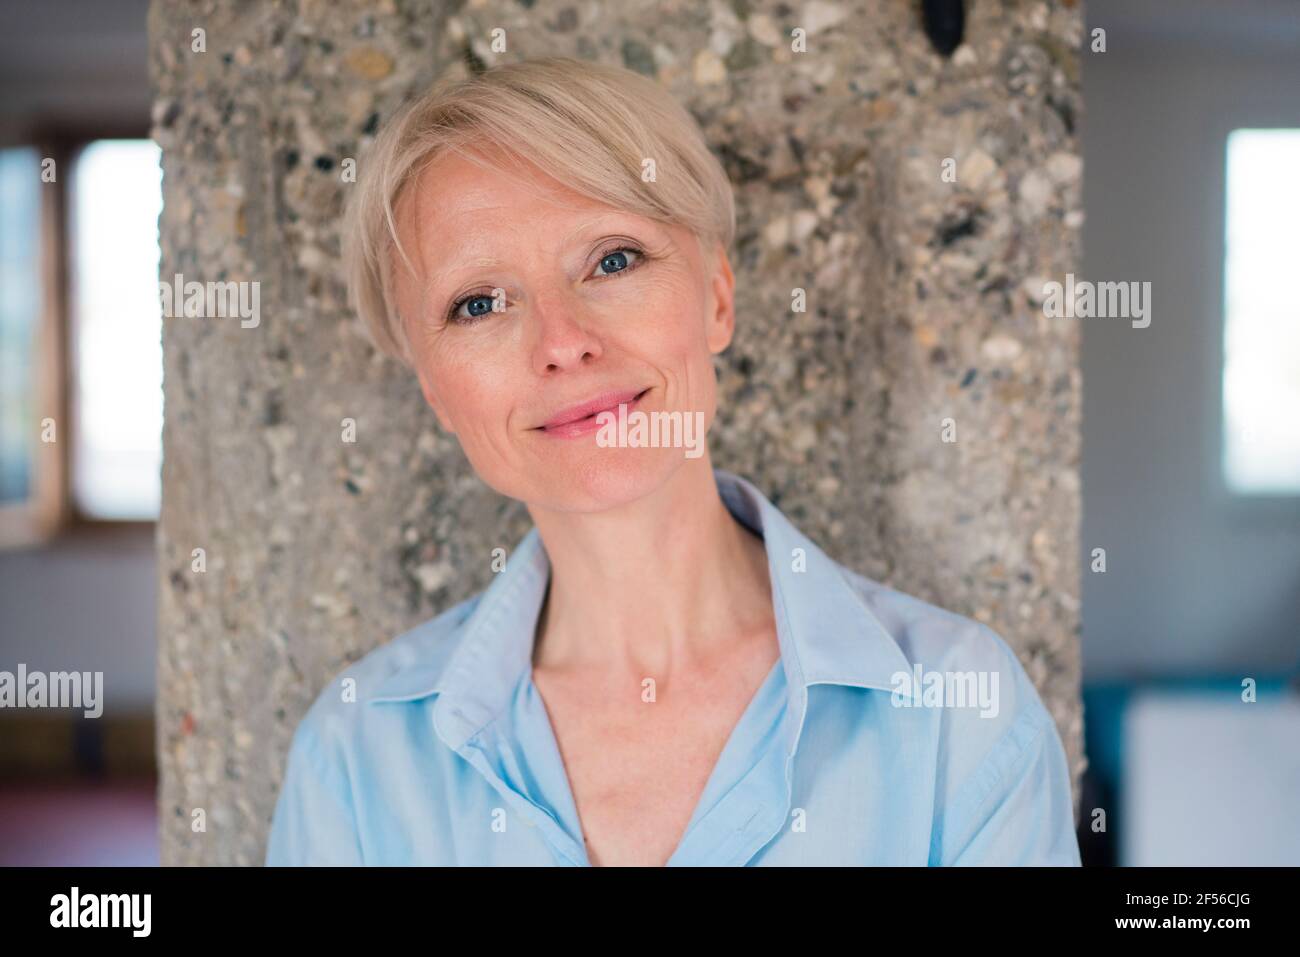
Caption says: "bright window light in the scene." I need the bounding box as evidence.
[71,139,163,520]
[1222,129,1300,495]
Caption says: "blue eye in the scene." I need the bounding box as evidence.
[447,292,500,324]
[594,247,641,276]
[463,296,495,318]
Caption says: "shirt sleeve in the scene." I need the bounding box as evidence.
[934,706,1082,866]
[265,720,365,866]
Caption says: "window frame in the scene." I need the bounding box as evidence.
[0,121,155,549]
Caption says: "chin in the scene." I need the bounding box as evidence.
[508,443,689,514]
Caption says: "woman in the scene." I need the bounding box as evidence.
[266,56,1081,867]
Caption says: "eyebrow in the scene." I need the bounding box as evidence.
[427,257,503,292]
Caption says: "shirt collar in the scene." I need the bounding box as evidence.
[368,469,911,753]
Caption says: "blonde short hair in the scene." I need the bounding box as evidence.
[343,55,737,365]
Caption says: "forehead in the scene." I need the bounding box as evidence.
[402,151,628,244]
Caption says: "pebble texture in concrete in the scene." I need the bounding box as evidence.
[151,0,1084,864]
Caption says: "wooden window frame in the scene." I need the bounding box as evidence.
[0,123,154,548]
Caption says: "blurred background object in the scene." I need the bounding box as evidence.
[1077,0,1300,866]
[0,0,1296,866]
[0,0,159,866]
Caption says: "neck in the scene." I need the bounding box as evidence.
[526,457,774,679]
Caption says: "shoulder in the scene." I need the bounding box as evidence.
[267,594,487,864]
[843,570,1079,862]
[843,566,1047,705]
[835,567,1078,863]
[288,591,483,751]
[837,564,1062,784]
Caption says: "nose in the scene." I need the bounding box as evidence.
[528,284,603,375]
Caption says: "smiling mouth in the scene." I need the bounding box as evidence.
[534,387,651,435]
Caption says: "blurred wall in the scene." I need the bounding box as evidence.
[0,0,150,146]
[0,529,157,714]
[1082,0,1300,679]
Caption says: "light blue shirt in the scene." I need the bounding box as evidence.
[266,469,1081,866]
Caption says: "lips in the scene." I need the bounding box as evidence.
[535,388,650,437]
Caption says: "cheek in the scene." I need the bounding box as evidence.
[451,379,513,442]
[610,279,717,410]
[617,273,710,357]
[416,339,513,433]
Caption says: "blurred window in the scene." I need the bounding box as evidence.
[0,136,160,546]
[0,147,43,509]
[69,139,162,520]
[1222,128,1300,495]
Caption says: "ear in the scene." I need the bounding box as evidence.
[414,363,457,435]
[704,242,736,354]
